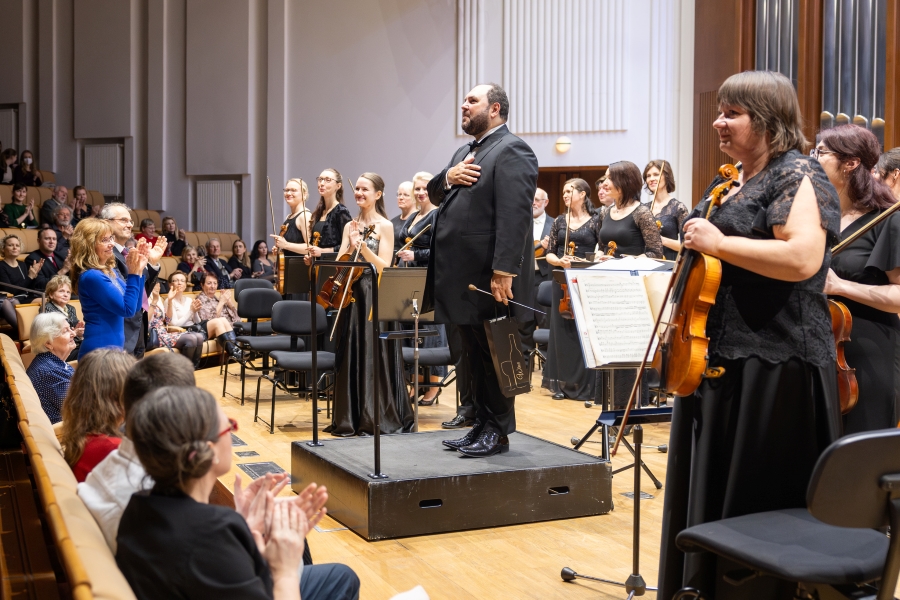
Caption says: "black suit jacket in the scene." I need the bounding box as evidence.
[24,250,67,293]
[423,126,539,325]
[535,214,554,278]
[113,248,159,354]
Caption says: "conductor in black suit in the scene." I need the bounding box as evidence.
[424,83,538,458]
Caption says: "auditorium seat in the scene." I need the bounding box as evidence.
[38,170,56,184]
[0,334,138,599]
[0,185,10,203]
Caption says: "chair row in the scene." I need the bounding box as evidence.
[0,333,137,599]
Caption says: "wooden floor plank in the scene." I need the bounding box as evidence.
[197,364,672,599]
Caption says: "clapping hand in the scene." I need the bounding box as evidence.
[230,268,243,280]
[177,228,186,241]
[74,320,85,338]
[147,235,167,264]
[190,297,202,312]
[126,239,149,275]
[28,259,44,279]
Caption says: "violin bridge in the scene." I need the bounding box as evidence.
[703,366,725,379]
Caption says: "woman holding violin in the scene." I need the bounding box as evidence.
[303,169,353,260]
[541,178,600,401]
[644,159,688,260]
[658,71,842,600]
[596,161,664,258]
[816,125,900,434]
[325,172,414,437]
[396,171,447,406]
[269,178,313,257]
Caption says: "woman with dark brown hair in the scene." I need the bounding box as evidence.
[299,169,352,258]
[61,348,136,482]
[815,124,900,434]
[644,159,688,260]
[542,178,602,400]
[658,71,841,599]
[875,147,900,200]
[596,161,663,258]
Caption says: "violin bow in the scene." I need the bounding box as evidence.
[267,177,277,237]
[832,196,900,256]
[394,223,432,266]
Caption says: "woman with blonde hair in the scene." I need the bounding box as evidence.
[227,239,252,280]
[69,218,148,358]
[0,233,42,334]
[270,178,316,258]
[61,348,135,482]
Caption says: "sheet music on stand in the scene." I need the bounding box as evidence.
[565,260,672,369]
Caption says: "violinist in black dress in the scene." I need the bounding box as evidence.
[390,181,415,254]
[270,178,313,260]
[644,159,688,260]
[658,71,841,599]
[595,161,664,259]
[542,178,600,401]
[816,125,900,434]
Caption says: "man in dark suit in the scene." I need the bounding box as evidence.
[100,203,165,357]
[25,228,71,293]
[424,83,538,457]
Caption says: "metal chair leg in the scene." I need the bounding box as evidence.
[270,374,277,434]
[240,360,246,405]
[254,373,263,422]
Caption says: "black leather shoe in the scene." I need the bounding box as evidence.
[458,423,509,458]
[441,414,474,429]
[552,392,566,400]
[442,420,485,450]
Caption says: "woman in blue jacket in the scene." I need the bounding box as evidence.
[70,218,148,358]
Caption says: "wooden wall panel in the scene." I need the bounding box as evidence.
[797,0,824,145]
[885,0,900,149]
[692,0,756,204]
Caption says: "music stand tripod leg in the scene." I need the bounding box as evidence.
[612,436,664,490]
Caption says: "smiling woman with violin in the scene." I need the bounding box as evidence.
[269,178,313,258]
[658,72,842,600]
[325,172,414,438]
[815,125,900,435]
[596,161,664,258]
[644,159,688,260]
[541,178,600,401]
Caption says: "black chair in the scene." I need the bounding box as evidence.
[401,344,457,404]
[233,279,275,336]
[256,301,334,434]
[528,280,553,375]
[673,428,900,600]
[224,288,300,404]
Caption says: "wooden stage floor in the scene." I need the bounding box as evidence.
[197,364,672,599]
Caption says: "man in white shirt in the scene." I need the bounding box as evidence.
[519,188,553,351]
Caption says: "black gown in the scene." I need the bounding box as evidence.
[658,150,843,599]
[652,197,689,260]
[595,203,664,258]
[328,236,415,436]
[830,210,900,433]
[541,214,600,400]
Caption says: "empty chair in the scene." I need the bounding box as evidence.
[673,428,900,599]
[528,280,553,375]
[256,301,334,434]
[233,278,275,336]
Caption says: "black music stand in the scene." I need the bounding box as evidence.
[283,253,338,296]
[562,415,662,598]
[377,268,437,432]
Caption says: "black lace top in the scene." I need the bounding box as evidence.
[652,197,689,260]
[547,214,601,259]
[398,209,437,267]
[595,204,664,258]
[830,210,900,327]
[696,150,841,367]
[313,204,352,252]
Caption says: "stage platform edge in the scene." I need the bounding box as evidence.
[291,430,613,540]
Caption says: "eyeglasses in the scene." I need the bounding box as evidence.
[283,189,302,195]
[316,177,336,184]
[809,148,837,159]
[217,417,239,438]
[99,236,115,244]
[108,217,133,225]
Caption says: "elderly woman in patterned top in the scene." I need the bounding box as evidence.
[26,312,76,424]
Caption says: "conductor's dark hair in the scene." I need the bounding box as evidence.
[122,352,196,417]
[486,83,510,120]
[606,161,644,208]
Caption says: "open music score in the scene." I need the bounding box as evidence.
[566,269,672,368]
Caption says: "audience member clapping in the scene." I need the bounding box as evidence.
[175,272,242,361]
[161,216,186,257]
[115,386,360,600]
[69,186,98,226]
[41,185,68,226]
[26,312,76,424]
[61,348,135,482]
[4,183,37,227]
[204,237,237,289]
[13,150,42,186]
[177,245,206,289]
[228,239,253,280]
[0,234,42,335]
[134,218,160,248]
[51,205,75,254]
[78,352,196,552]
[25,227,71,292]
[250,240,275,281]
[148,277,206,367]
[42,275,83,360]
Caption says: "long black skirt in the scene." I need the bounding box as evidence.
[328,273,415,436]
[541,280,596,400]
[842,312,900,434]
[657,356,841,599]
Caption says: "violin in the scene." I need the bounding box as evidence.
[534,239,547,258]
[275,223,289,294]
[829,300,858,414]
[605,241,618,257]
[611,164,739,457]
[558,242,576,320]
[316,225,376,311]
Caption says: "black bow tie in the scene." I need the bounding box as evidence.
[468,138,487,152]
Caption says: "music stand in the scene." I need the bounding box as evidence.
[282,253,338,296]
[377,268,437,431]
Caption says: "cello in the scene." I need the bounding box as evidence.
[610,164,739,456]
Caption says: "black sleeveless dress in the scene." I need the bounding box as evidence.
[595,204,664,258]
[281,210,310,257]
[541,214,601,400]
[658,150,842,599]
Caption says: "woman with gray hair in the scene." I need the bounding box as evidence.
[25,312,76,423]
